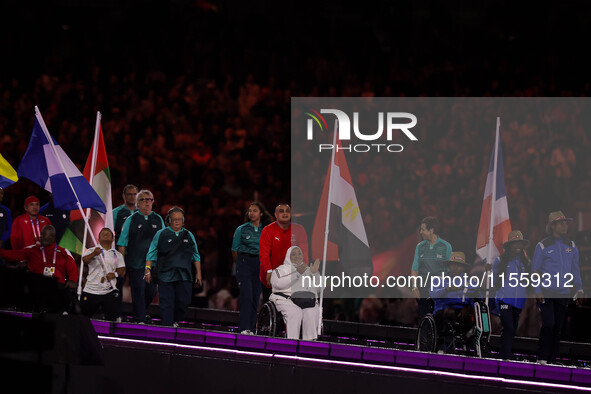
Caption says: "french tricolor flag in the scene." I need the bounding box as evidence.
[476,118,512,262]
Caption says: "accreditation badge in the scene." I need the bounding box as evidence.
[43,266,55,277]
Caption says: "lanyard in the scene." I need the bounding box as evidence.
[30,217,41,241]
[41,244,57,265]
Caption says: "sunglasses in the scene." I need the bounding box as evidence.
[139,198,154,202]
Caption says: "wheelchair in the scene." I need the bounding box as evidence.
[415,299,491,357]
[255,300,286,337]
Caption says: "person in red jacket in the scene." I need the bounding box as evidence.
[10,195,51,250]
[259,203,308,302]
[1,225,78,312]
[1,225,78,286]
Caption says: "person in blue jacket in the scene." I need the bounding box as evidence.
[532,211,584,364]
[492,230,530,360]
[430,251,474,353]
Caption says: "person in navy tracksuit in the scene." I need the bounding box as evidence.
[492,230,530,360]
[532,211,584,364]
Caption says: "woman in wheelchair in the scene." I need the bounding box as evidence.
[429,251,478,354]
[269,246,321,340]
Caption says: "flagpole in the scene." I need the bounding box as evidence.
[317,119,338,336]
[34,107,115,295]
[485,118,500,306]
[78,112,102,298]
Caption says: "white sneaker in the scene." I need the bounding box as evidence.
[115,317,122,323]
[240,330,254,335]
[538,359,548,365]
[173,322,179,328]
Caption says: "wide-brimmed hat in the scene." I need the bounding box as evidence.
[546,211,573,234]
[445,251,468,266]
[503,230,530,249]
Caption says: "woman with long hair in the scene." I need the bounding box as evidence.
[231,202,272,334]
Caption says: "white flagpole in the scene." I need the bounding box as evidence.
[485,118,500,306]
[78,112,103,298]
[34,107,114,296]
[317,119,338,336]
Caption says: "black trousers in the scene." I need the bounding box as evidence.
[538,298,569,363]
[498,301,521,359]
[81,290,119,321]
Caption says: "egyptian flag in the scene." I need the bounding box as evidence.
[476,118,511,262]
[311,139,373,278]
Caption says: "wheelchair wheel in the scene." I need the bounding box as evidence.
[416,313,437,352]
[256,301,277,336]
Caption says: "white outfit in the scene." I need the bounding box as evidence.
[270,246,320,340]
[82,246,125,295]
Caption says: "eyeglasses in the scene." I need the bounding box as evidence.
[139,198,154,202]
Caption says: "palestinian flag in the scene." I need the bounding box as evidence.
[311,138,373,280]
[60,113,113,254]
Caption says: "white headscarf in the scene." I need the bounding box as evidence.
[272,245,317,294]
[282,246,303,268]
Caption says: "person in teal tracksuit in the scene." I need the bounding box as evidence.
[146,207,201,327]
[117,189,164,323]
[232,201,272,334]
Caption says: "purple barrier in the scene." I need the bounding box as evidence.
[330,343,363,361]
[91,320,110,335]
[176,328,206,344]
[204,331,236,347]
[236,334,266,350]
[266,338,298,354]
[463,358,499,374]
[498,360,535,378]
[299,341,330,357]
[362,347,396,363]
[428,353,464,371]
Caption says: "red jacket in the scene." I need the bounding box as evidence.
[10,214,51,250]
[0,243,78,284]
[259,222,308,287]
